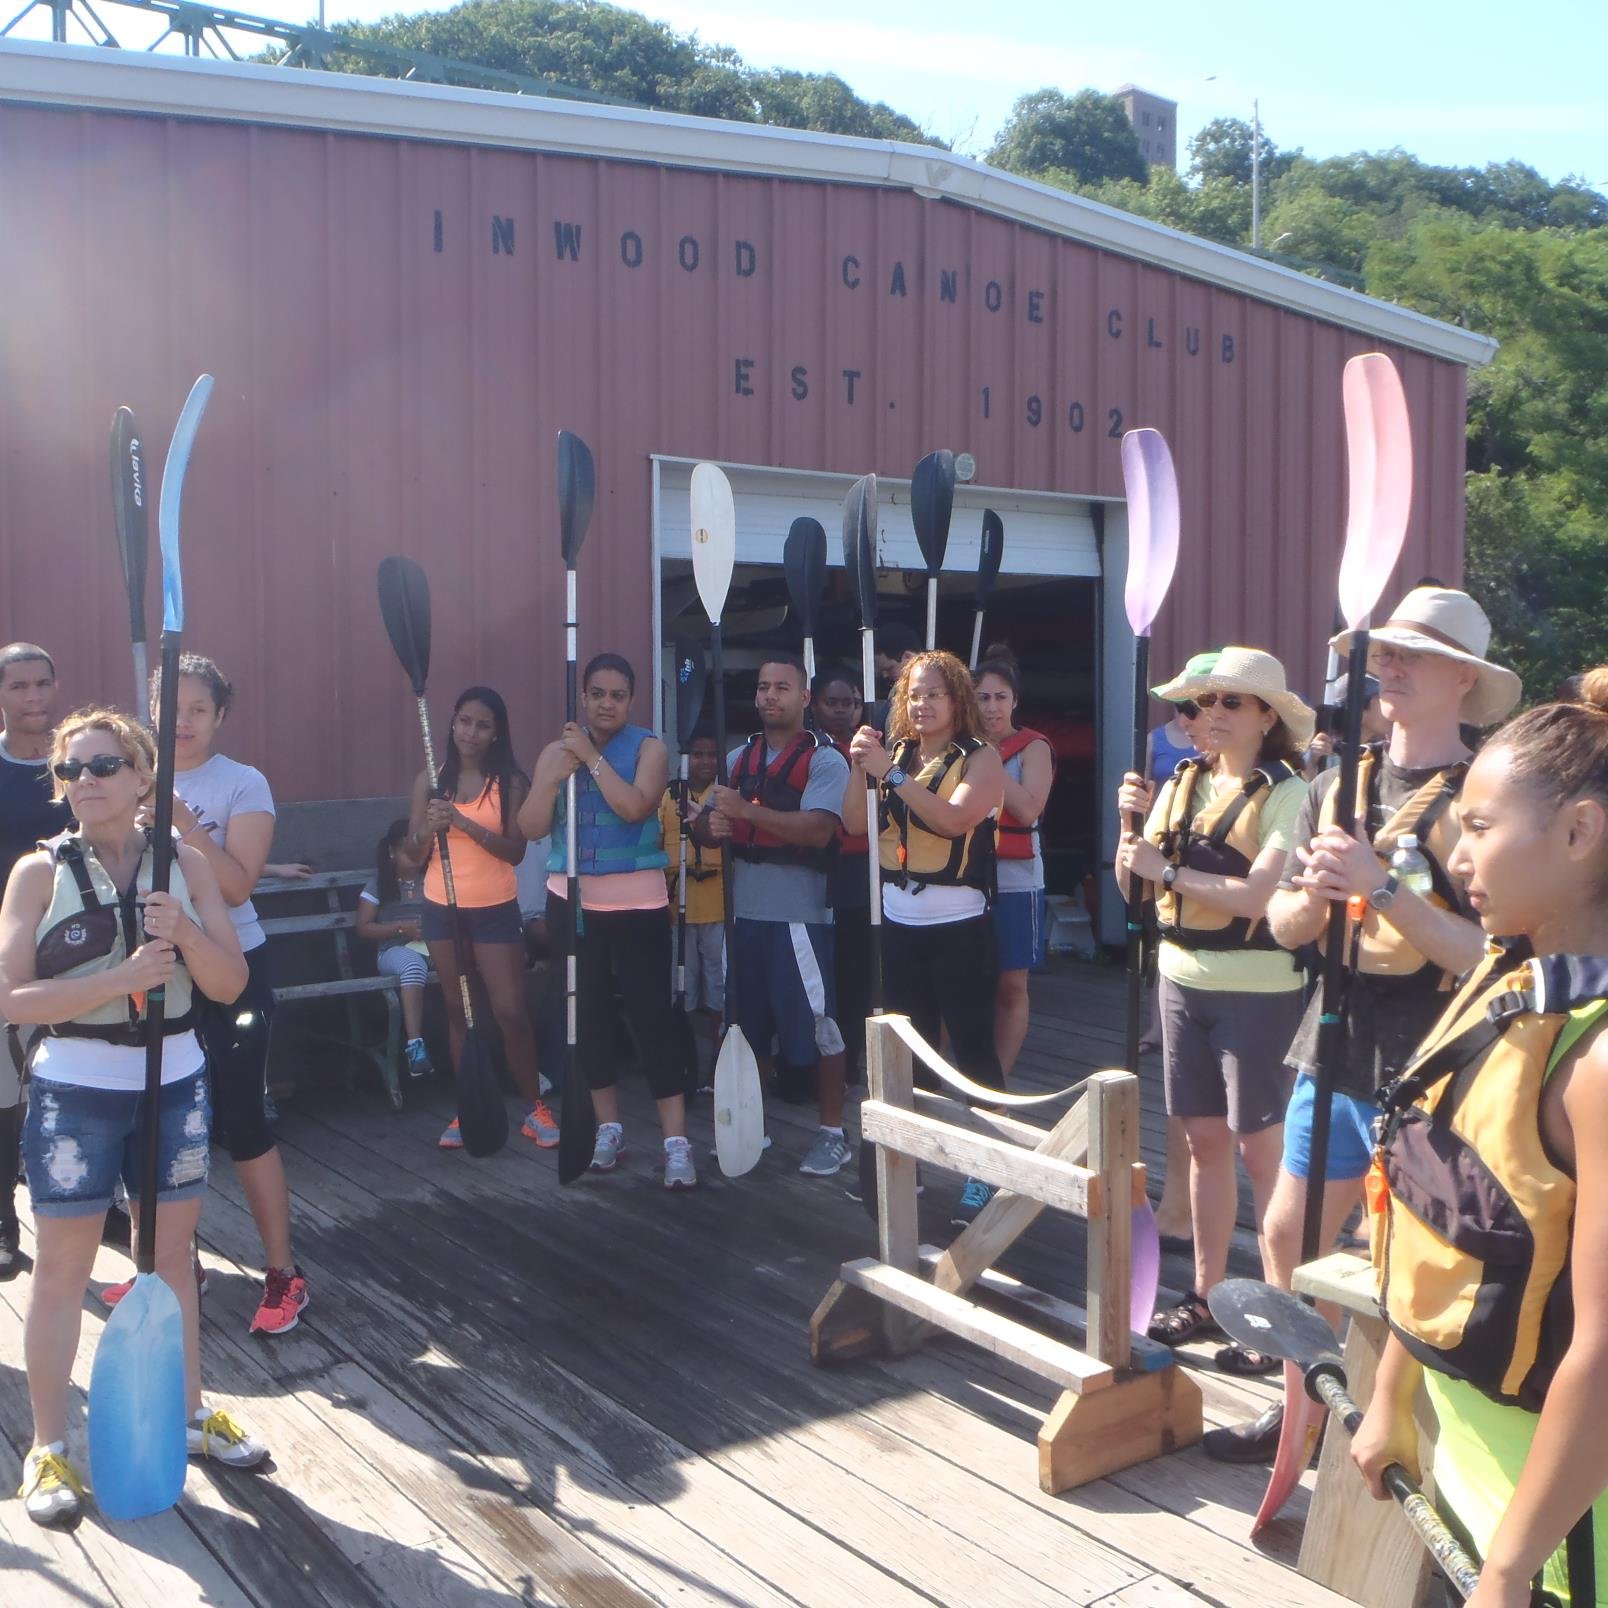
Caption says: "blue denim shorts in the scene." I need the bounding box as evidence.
[23,1069,211,1218]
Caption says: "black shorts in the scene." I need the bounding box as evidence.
[198,942,275,1164]
[422,898,523,945]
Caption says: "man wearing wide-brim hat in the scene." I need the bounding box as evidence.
[1203,586,1521,1463]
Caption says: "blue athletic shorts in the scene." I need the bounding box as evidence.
[1280,1072,1380,1182]
[730,918,844,1066]
[992,888,1047,973]
[24,1068,211,1218]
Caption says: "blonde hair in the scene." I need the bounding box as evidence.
[887,651,985,747]
[50,708,156,803]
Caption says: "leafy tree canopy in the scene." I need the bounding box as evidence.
[986,88,1146,185]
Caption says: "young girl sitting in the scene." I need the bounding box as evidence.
[356,819,433,1078]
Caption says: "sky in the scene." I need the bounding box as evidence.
[7,0,1606,185]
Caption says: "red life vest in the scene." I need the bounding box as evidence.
[826,733,868,857]
[728,730,836,872]
[996,727,1054,861]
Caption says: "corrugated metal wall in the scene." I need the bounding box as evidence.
[0,102,1468,801]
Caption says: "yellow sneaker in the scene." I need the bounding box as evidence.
[19,1443,85,1528]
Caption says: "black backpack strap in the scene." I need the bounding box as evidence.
[57,840,103,911]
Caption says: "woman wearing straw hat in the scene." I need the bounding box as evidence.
[1116,647,1312,1364]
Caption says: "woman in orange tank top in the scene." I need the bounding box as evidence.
[406,686,556,1149]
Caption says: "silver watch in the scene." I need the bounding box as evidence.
[1369,873,1400,911]
[885,766,909,789]
[1161,864,1179,890]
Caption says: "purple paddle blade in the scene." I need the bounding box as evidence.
[1120,428,1180,638]
[1130,1201,1161,1335]
[1338,352,1413,631]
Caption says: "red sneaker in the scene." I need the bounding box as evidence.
[249,1266,309,1336]
[101,1259,207,1309]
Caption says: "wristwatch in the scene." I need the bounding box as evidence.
[1161,865,1179,890]
[1369,873,1400,911]
[885,766,909,789]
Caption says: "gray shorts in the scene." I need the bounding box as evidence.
[1158,976,1302,1135]
[679,921,725,1014]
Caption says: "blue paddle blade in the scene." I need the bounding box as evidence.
[88,1272,188,1519]
[158,375,214,635]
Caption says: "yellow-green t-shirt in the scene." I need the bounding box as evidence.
[1144,769,1307,993]
[659,784,724,925]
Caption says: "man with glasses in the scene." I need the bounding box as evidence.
[0,644,71,1279]
[1204,588,1519,1461]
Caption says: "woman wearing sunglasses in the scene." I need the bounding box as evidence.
[1115,647,1312,1367]
[0,709,268,1526]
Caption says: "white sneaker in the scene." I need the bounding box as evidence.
[18,1443,84,1528]
[663,1136,698,1191]
[187,1408,269,1470]
[589,1122,625,1172]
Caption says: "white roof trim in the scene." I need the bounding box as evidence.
[0,41,1497,368]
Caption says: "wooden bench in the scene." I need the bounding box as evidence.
[256,870,435,1112]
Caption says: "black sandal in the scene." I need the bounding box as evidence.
[1215,1341,1280,1376]
[1147,1289,1218,1346]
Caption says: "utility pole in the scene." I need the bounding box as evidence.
[1251,97,1261,249]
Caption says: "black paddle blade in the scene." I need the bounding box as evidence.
[557,431,596,568]
[911,449,956,578]
[376,556,432,698]
[673,636,708,745]
[783,517,828,640]
[557,1046,597,1185]
[110,406,149,647]
[1208,1280,1344,1375]
[976,509,1005,605]
[455,1027,509,1158]
[841,474,879,631]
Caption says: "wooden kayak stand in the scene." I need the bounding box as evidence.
[810,1015,1202,1494]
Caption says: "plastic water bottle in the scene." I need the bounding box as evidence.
[1390,834,1433,898]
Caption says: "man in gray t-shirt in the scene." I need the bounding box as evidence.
[700,655,854,1179]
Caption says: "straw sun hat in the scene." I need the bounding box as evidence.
[1331,587,1521,728]
[1151,647,1316,748]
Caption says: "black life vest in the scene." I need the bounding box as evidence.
[1147,758,1299,951]
[728,730,836,873]
[878,737,996,895]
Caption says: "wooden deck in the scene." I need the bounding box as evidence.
[1,959,1352,1607]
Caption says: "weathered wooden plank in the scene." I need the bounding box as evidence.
[1086,1071,1139,1370]
[867,1015,921,1355]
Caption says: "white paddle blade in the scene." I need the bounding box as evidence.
[690,462,737,626]
[1119,428,1180,637]
[1338,353,1413,630]
[713,1025,766,1176]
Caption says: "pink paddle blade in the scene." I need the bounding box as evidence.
[1130,1202,1161,1335]
[1338,353,1413,631]
[1253,1363,1326,1534]
[1120,428,1180,637]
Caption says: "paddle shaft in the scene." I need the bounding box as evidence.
[968,611,985,672]
[675,754,689,1004]
[711,622,740,1027]
[859,627,883,1013]
[565,567,580,1061]
[135,627,181,1275]
[414,697,478,1031]
[1123,637,1151,1075]
[925,578,939,653]
[1310,1369,1481,1599]
[1300,634,1371,1264]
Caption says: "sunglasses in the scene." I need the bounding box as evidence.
[52,753,135,783]
[1175,701,1200,719]
[1194,693,1258,713]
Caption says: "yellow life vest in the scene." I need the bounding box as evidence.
[33,829,198,1041]
[1318,745,1468,983]
[1146,757,1298,950]
[1371,946,1607,1410]
[877,737,995,894]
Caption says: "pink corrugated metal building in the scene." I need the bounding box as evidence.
[0,43,1495,937]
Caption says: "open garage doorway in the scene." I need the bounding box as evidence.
[652,458,1110,903]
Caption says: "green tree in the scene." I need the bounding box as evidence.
[986,88,1146,184]
[747,69,927,143]
[1069,168,1250,247]
[1187,116,1297,189]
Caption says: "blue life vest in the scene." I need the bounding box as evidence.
[547,725,669,876]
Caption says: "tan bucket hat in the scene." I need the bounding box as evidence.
[1150,646,1316,748]
[1331,587,1521,727]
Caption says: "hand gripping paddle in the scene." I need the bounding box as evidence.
[691,462,765,1177]
[1211,1283,1482,1598]
[670,637,708,1094]
[88,373,212,1522]
[782,516,827,681]
[555,430,599,1184]
[377,555,508,1160]
[110,406,151,717]
[1262,352,1414,1528]
[911,449,955,651]
[968,510,1004,670]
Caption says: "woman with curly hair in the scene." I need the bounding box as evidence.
[844,650,1005,1213]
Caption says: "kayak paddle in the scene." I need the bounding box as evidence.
[109,406,151,719]
[911,449,955,651]
[968,510,1004,671]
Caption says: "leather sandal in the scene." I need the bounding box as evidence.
[1146,1289,1218,1346]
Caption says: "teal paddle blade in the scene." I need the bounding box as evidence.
[88,1271,187,1519]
